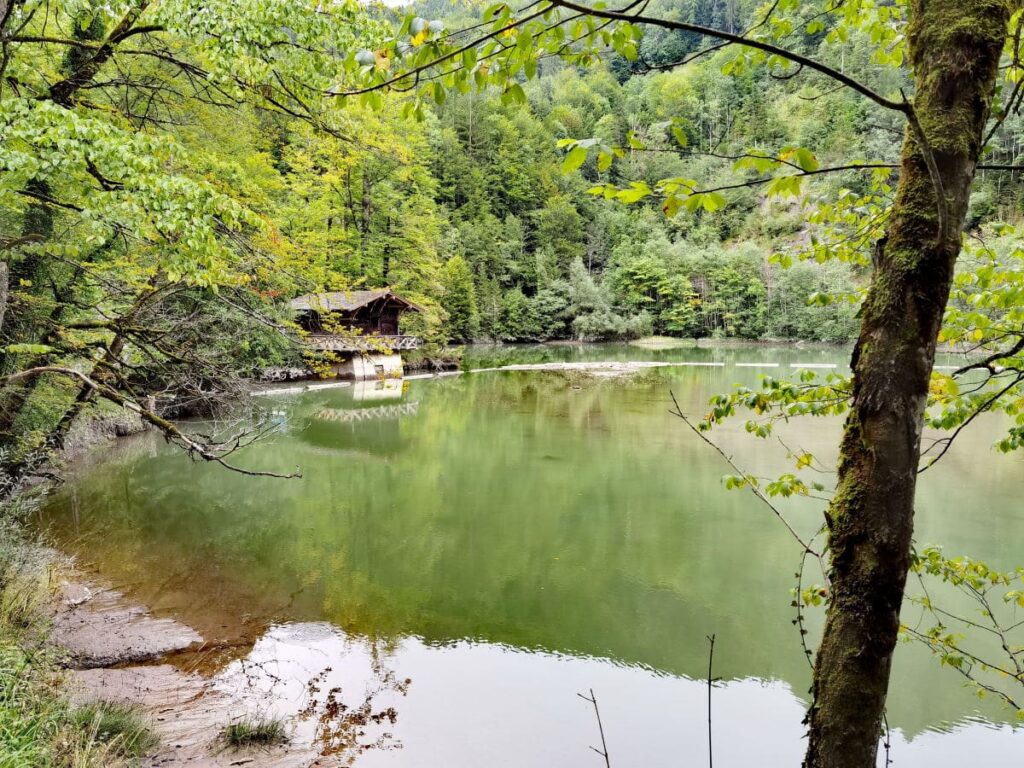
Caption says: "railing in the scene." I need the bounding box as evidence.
[315,402,420,422]
[304,334,421,352]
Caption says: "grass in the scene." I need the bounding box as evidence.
[0,497,158,767]
[222,717,289,748]
[68,702,159,757]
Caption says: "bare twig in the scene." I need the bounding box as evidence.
[706,633,717,768]
[3,366,300,479]
[918,371,1024,472]
[668,390,824,567]
[793,549,817,670]
[577,688,611,768]
[882,712,893,766]
[952,335,1024,376]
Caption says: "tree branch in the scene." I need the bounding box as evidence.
[668,391,825,567]
[547,0,909,113]
[3,366,301,479]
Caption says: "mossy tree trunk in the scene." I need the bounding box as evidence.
[0,6,111,449]
[0,181,57,447]
[804,2,1013,766]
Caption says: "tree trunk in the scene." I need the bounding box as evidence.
[0,180,57,445]
[804,2,1011,766]
[361,173,372,242]
[0,6,115,445]
[0,261,7,336]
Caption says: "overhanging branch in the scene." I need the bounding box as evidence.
[3,366,301,479]
[547,0,910,114]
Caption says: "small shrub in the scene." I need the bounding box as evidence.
[222,717,289,748]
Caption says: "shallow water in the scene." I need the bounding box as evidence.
[37,344,1024,766]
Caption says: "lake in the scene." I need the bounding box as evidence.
[36,343,1024,767]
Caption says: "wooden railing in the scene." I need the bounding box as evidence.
[315,402,420,422]
[304,334,421,352]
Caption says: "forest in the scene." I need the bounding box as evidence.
[3,0,1023,398]
[3,1,1024,767]
[4,0,949,363]
[184,0,1020,349]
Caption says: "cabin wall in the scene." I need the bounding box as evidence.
[299,304,404,335]
[378,308,399,335]
[297,312,321,333]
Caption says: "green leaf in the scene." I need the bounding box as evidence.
[702,191,727,212]
[767,175,803,197]
[483,3,506,21]
[501,83,526,105]
[563,145,588,172]
[794,147,819,172]
[616,182,651,203]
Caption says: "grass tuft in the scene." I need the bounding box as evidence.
[222,717,289,748]
[68,701,159,758]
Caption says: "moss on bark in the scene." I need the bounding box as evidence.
[804,2,1013,766]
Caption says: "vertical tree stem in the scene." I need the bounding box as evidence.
[707,633,715,768]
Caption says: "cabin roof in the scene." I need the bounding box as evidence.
[289,289,421,313]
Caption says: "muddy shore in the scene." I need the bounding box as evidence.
[51,561,319,767]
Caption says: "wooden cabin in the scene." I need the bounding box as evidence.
[289,289,421,379]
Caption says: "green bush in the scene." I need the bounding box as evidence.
[222,718,288,748]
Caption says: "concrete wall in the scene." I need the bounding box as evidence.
[330,353,404,380]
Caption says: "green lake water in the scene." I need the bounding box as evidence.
[36,344,1024,766]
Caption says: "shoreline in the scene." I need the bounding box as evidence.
[1,538,317,767]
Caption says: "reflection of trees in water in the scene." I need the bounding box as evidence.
[225,634,411,765]
[37,369,1024,735]
[298,643,411,765]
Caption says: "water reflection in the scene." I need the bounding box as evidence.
[352,378,405,402]
[217,622,1023,768]
[37,346,1024,766]
[218,624,409,765]
[301,381,418,457]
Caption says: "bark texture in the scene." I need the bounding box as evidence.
[804,2,1013,766]
[0,261,7,336]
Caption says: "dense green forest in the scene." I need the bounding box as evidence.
[238,0,872,345]
[235,0,1019,346]
[2,0,1023,472]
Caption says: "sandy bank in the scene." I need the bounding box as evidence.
[52,565,319,767]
